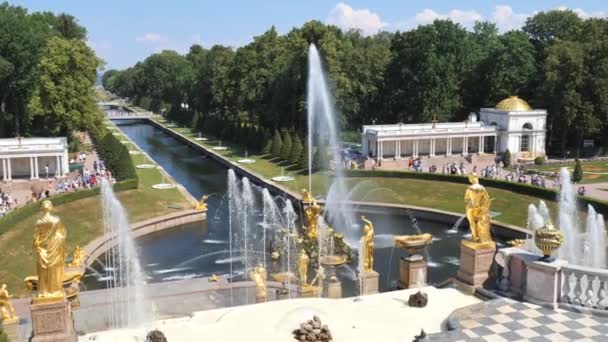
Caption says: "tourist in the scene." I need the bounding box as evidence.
[578,186,587,197]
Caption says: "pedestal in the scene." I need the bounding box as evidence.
[361,270,379,295]
[299,285,321,298]
[30,299,77,342]
[456,242,496,288]
[399,254,427,289]
[524,259,567,307]
[325,277,342,299]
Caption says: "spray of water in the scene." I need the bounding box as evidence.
[101,180,149,328]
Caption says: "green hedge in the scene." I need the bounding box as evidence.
[91,131,138,182]
[344,169,608,217]
[0,180,137,236]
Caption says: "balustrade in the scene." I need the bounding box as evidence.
[560,265,608,310]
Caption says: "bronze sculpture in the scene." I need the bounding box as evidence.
[33,200,67,302]
[361,216,375,272]
[463,174,495,249]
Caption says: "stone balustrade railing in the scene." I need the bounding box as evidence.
[560,264,608,310]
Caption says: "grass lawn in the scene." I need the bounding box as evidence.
[526,160,608,184]
[0,122,191,297]
[155,120,558,227]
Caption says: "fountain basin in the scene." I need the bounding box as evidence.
[152,183,177,190]
[129,151,141,155]
[112,132,121,136]
[120,140,130,144]
[237,159,256,164]
[194,137,208,141]
[212,146,228,151]
[271,176,294,182]
[136,164,156,169]
[394,233,433,255]
[320,255,348,267]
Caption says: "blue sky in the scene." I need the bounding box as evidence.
[8,1,607,70]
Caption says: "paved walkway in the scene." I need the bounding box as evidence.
[425,298,608,341]
[581,182,608,201]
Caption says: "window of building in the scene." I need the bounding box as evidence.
[521,135,530,152]
[522,123,533,130]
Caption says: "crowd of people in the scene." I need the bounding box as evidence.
[0,191,17,216]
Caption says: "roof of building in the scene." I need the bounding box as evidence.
[495,96,532,112]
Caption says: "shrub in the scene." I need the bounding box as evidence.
[0,327,7,342]
[534,156,545,165]
[190,111,200,131]
[280,131,293,161]
[271,130,283,157]
[290,135,303,164]
[503,149,511,167]
[313,146,329,171]
[299,139,310,169]
[573,159,583,183]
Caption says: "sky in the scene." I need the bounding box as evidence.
[8,1,608,70]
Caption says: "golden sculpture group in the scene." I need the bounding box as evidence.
[463,173,495,250]
[194,195,209,211]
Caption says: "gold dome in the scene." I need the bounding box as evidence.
[495,96,532,111]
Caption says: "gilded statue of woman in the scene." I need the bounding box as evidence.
[0,284,18,322]
[464,174,494,248]
[298,250,309,287]
[33,200,67,301]
[361,216,375,272]
[303,199,321,239]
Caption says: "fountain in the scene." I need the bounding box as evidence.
[212,140,228,151]
[307,44,356,246]
[101,179,149,328]
[194,131,208,141]
[555,167,606,268]
[151,166,177,189]
[271,167,294,182]
[237,150,256,164]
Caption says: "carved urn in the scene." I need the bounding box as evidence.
[534,222,564,260]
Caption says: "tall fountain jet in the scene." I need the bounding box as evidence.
[307,44,357,249]
[101,180,149,328]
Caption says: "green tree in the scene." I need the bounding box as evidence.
[503,149,511,167]
[280,130,293,160]
[290,135,303,164]
[299,140,310,169]
[573,159,583,183]
[270,129,282,157]
[28,36,103,136]
[191,111,200,131]
[312,146,329,171]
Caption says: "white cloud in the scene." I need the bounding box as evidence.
[492,5,529,32]
[136,33,166,43]
[326,2,385,36]
[556,6,606,18]
[414,8,483,28]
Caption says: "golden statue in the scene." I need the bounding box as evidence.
[33,200,67,302]
[361,216,375,272]
[0,284,18,323]
[298,249,310,287]
[303,199,321,239]
[301,189,313,203]
[464,174,495,249]
[68,246,85,268]
[249,264,267,300]
[194,195,209,211]
[309,266,326,286]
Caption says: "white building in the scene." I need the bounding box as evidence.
[361,96,546,164]
[0,137,69,181]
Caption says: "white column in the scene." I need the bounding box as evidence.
[34,156,39,179]
[56,155,61,177]
[379,141,384,160]
[447,138,452,156]
[414,140,419,157]
[2,159,5,181]
[7,158,12,181]
[478,136,484,154]
[430,139,435,157]
[395,140,400,159]
[376,140,380,159]
[462,137,468,156]
[30,157,34,179]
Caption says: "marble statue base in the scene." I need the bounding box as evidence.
[255,294,267,303]
[524,259,567,307]
[299,285,321,298]
[325,278,342,299]
[399,255,427,289]
[30,299,77,342]
[457,241,496,288]
[361,270,379,295]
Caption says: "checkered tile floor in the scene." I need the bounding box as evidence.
[425,298,608,341]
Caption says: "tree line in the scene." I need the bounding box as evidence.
[0,2,103,139]
[104,10,608,156]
